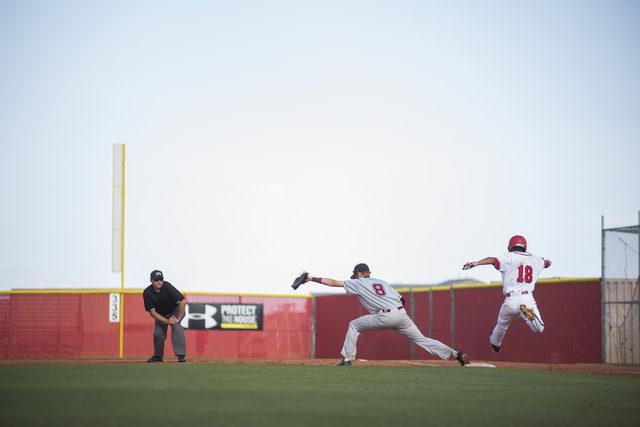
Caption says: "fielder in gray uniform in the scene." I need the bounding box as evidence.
[301,263,470,366]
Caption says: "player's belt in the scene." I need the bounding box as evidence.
[506,291,529,297]
[380,306,404,313]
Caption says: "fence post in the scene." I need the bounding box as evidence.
[601,215,605,363]
[429,288,433,339]
[312,296,316,359]
[450,286,455,350]
[405,287,412,359]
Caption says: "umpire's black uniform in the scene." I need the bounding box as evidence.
[143,274,187,361]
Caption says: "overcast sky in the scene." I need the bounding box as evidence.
[1,0,638,295]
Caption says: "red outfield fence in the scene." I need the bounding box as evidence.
[0,292,312,359]
[316,278,602,364]
[0,278,601,363]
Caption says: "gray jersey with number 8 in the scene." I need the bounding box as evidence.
[342,277,404,314]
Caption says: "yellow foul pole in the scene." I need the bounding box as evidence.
[112,144,125,358]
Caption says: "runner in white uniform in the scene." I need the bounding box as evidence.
[462,235,552,354]
[301,263,470,366]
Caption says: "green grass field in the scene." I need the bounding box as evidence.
[1,363,639,427]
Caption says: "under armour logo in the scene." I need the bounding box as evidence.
[181,304,218,329]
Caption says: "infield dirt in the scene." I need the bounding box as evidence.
[1,358,639,377]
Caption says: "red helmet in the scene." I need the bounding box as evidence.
[508,235,527,252]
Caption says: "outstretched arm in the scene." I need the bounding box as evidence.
[462,257,497,270]
[307,275,344,288]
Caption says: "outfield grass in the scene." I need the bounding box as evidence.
[0,363,639,427]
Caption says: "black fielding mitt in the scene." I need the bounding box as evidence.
[291,272,308,290]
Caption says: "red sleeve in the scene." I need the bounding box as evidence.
[491,257,500,269]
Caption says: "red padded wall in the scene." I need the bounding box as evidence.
[314,294,361,359]
[452,286,503,361]
[453,280,601,363]
[0,293,120,359]
[314,279,602,364]
[0,279,601,364]
[124,294,314,359]
[430,288,453,348]
[0,292,312,360]
[411,291,432,359]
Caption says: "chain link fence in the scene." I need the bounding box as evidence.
[601,216,639,364]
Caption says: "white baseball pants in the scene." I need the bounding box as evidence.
[490,294,544,347]
[340,308,457,361]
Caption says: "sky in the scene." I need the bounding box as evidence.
[0,0,638,295]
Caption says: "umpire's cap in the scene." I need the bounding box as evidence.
[150,270,164,281]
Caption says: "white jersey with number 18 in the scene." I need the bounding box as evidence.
[493,251,547,296]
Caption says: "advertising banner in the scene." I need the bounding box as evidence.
[181,303,264,330]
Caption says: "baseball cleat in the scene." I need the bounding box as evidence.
[456,352,470,366]
[177,356,187,362]
[489,332,501,354]
[334,358,352,366]
[147,356,163,363]
[520,304,536,321]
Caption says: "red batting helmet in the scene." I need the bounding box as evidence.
[508,235,527,252]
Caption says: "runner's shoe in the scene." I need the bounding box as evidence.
[490,332,501,354]
[520,304,536,321]
[334,358,352,366]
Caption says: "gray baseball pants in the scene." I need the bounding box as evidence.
[153,306,186,358]
[340,308,456,361]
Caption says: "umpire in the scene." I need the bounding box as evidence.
[143,270,187,363]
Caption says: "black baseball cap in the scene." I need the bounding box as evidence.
[353,263,370,273]
[351,263,370,279]
[150,270,164,281]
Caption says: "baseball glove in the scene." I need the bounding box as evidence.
[291,272,308,290]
